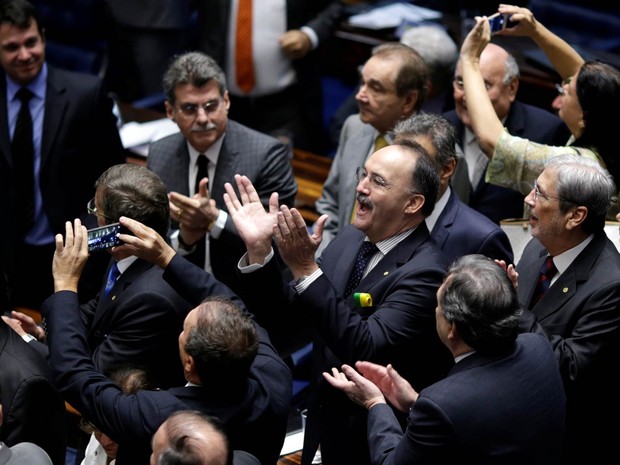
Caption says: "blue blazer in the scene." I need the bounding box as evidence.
[431,189,514,265]
[367,333,566,465]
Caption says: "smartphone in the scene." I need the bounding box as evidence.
[87,223,123,252]
[488,13,510,35]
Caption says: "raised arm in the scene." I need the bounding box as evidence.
[497,4,585,79]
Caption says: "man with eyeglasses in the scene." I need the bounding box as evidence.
[445,42,570,224]
[221,142,454,465]
[315,42,429,256]
[147,51,297,304]
[0,0,125,312]
[515,153,620,465]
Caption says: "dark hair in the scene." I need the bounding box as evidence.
[158,410,228,465]
[0,0,43,35]
[439,254,521,353]
[184,297,259,392]
[95,164,170,237]
[371,42,429,110]
[395,140,440,217]
[391,111,457,169]
[163,52,227,105]
[573,60,620,185]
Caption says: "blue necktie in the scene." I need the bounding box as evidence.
[103,262,120,297]
[345,241,378,297]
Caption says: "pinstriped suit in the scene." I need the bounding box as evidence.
[147,119,297,294]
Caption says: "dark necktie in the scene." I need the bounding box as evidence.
[195,153,209,194]
[345,241,378,297]
[103,262,120,298]
[12,88,35,235]
[530,255,557,308]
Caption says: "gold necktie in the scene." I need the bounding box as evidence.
[236,0,255,94]
[351,134,390,223]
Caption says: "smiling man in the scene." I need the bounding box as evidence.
[516,154,620,465]
[222,142,453,465]
[0,0,125,311]
[147,51,297,298]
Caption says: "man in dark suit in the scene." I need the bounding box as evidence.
[42,220,292,465]
[9,164,193,389]
[195,0,344,154]
[0,0,125,311]
[445,43,570,224]
[148,51,297,299]
[515,154,620,465]
[223,143,454,465]
[0,318,66,465]
[392,112,513,264]
[324,254,566,464]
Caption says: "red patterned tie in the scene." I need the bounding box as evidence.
[236,0,255,94]
[530,256,556,308]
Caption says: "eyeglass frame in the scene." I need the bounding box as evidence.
[452,76,493,91]
[355,166,418,194]
[531,182,578,205]
[555,76,573,96]
[87,198,115,222]
[175,98,223,117]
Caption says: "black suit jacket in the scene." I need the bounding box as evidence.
[148,120,297,296]
[431,189,514,264]
[81,258,194,388]
[42,260,292,465]
[445,100,571,223]
[235,224,454,465]
[367,333,566,465]
[0,320,67,465]
[517,232,620,465]
[0,66,125,304]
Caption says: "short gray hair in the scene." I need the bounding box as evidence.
[162,52,227,105]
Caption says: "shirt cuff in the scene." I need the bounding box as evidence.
[208,209,227,239]
[238,248,275,273]
[294,268,323,294]
[300,26,319,50]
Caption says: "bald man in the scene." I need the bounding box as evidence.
[445,42,570,224]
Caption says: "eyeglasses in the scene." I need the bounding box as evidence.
[555,76,573,96]
[87,198,114,221]
[531,182,576,204]
[176,99,223,117]
[452,77,492,91]
[355,167,416,193]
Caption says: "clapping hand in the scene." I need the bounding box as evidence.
[323,364,386,410]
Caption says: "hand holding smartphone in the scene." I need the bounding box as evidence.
[87,223,124,252]
[488,12,511,35]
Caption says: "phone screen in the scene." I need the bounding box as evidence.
[488,13,507,34]
[87,223,122,252]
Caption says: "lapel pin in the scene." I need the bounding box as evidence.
[383,271,389,276]
[562,287,568,293]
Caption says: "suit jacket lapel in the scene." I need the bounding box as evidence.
[431,190,458,249]
[0,75,11,166]
[42,68,68,168]
[213,124,240,205]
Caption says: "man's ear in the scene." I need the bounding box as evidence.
[404,193,425,215]
[165,101,175,122]
[565,205,588,230]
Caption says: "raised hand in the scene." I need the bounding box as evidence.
[117,216,176,269]
[272,206,325,278]
[52,219,89,292]
[323,364,386,410]
[355,361,418,412]
[224,174,280,263]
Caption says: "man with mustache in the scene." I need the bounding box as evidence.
[147,51,297,301]
[222,142,454,465]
